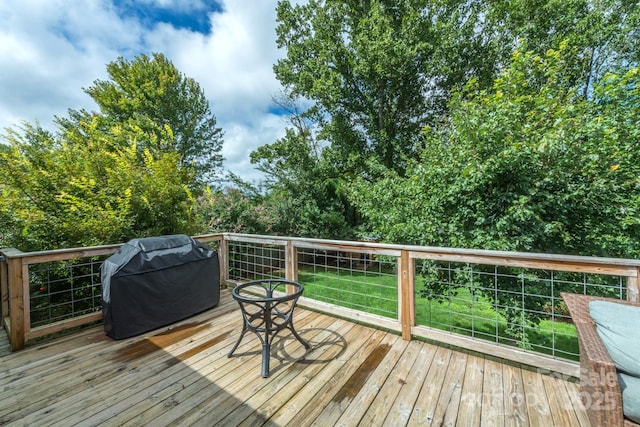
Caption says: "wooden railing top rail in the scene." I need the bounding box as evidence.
[1,245,123,264]
[220,232,640,276]
[0,234,225,265]
[4,232,640,271]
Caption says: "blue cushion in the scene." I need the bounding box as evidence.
[619,373,640,424]
[589,300,640,377]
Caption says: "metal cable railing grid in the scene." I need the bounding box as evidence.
[227,241,286,282]
[297,248,398,319]
[29,256,107,328]
[414,260,626,361]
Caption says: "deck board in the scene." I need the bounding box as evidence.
[407,345,452,425]
[0,292,590,426]
[358,338,423,426]
[457,353,486,426]
[382,342,437,427]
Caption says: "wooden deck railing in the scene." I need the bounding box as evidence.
[2,233,639,377]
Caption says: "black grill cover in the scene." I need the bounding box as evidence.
[101,234,220,339]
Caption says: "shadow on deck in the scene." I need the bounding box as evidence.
[0,292,589,426]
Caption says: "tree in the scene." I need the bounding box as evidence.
[272,0,639,182]
[195,185,267,235]
[58,53,224,186]
[250,92,353,238]
[264,0,504,238]
[349,44,640,346]
[1,118,199,251]
[274,0,500,177]
[351,43,640,255]
[0,53,218,250]
[486,0,640,97]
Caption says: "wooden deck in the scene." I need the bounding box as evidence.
[0,292,590,426]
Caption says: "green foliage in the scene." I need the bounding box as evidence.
[487,0,640,96]
[194,183,352,239]
[0,53,213,251]
[274,0,499,176]
[349,42,640,345]
[59,53,224,186]
[268,0,639,239]
[250,93,355,239]
[352,44,640,256]
[1,118,199,250]
[195,186,267,234]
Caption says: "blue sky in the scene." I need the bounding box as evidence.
[112,0,223,34]
[0,0,291,183]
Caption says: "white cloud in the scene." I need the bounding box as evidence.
[0,0,289,183]
[221,113,288,183]
[0,0,136,128]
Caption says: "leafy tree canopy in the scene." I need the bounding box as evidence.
[250,93,354,238]
[348,42,640,346]
[273,0,500,176]
[58,53,224,186]
[0,53,219,250]
[350,42,640,258]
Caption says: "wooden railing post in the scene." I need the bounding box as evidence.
[399,250,415,341]
[3,249,26,351]
[218,236,229,287]
[1,253,8,324]
[627,270,639,303]
[285,240,298,283]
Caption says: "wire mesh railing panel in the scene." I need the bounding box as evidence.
[297,248,398,320]
[227,241,286,281]
[414,260,626,361]
[29,256,108,328]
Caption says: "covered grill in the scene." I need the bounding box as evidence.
[101,234,220,339]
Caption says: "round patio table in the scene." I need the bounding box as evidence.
[228,279,311,377]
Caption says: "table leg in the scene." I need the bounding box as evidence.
[261,343,271,378]
[228,322,247,357]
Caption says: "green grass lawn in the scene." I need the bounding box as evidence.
[298,267,579,361]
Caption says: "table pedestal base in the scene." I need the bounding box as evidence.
[228,280,311,378]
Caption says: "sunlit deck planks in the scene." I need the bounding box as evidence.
[0,292,589,426]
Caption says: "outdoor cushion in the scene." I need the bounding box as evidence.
[589,300,640,377]
[619,373,640,424]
